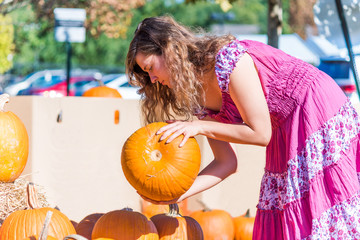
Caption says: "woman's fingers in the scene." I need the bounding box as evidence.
[156,121,199,147]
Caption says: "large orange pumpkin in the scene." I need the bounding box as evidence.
[0,93,29,182]
[91,208,159,240]
[82,78,122,98]
[233,209,255,240]
[75,213,104,239]
[150,203,204,240]
[189,202,234,240]
[0,183,76,239]
[121,122,201,201]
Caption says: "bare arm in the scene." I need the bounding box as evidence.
[158,53,272,147]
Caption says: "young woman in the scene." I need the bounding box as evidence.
[126,15,360,239]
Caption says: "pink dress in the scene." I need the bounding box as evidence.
[198,39,360,239]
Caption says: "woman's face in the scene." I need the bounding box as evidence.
[135,52,171,88]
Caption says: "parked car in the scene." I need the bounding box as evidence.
[317,56,360,105]
[4,69,66,96]
[22,75,97,97]
[105,74,141,99]
[78,73,141,99]
[4,69,100,97]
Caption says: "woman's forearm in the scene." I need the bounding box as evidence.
[198,119,270,147]
[178,160,236,202]
[178,138,238,202]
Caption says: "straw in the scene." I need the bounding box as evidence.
[0,174,50,226]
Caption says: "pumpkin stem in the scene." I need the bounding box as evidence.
[167,203,182,217]
[150,149,162,162]
[39,211,53,240]
[245,209,251,218]
[94,72,105,86]
[197,199,211,212]
[122,207,134,212]
[26,182,42,209]
[196,199,212,212]
[0,93,10,112]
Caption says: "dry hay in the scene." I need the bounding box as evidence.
[0,175,50,226]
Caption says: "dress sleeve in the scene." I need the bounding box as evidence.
[215,39,247,93]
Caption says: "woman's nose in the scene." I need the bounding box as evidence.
[149,74,157,83]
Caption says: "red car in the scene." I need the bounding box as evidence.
[28,75,97,97]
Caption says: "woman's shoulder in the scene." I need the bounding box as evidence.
[217,39,246,56]
[215,39,247,92]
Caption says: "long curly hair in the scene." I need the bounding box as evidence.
[126,15,235,124]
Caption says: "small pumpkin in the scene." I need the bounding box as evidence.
[75,213,104,239]
[82,78,122,98]
[233,209,255,240]
[189,201,234,240]
[141,199,190,218]
[150,203,204,240]
[0,183,76,239]
[0,93,29,182]
[121,122,201,201]
[91,208,159,240]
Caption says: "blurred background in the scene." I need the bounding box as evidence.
[0,0,358,102]
[1,0,360,224]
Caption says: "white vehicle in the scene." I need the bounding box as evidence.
[106,74,141,100]
[80,73,141,99]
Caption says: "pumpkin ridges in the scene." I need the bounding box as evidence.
[92,208,159,240]
[150,204,203,240]
[189,201,235,240]
[121,122,201,201]
[0,104,29,182]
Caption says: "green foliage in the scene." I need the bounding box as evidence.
[7,0,294,76]
[0,14,14,74]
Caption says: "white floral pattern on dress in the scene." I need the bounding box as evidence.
[258,100,360,211]
[215,40,246,93]
[304,191,360,240]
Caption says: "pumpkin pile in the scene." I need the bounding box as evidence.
[0,182,76,239]
[121,122,201,202]
[0,93,256,239]
[0,93,50,226]
[70,203,204,240]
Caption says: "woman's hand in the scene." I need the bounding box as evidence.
[156,120,202,147]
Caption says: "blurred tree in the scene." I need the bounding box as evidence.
[288,0,317,39]
[267,0,282,47]
[1,0,145,39]
[0,10,14,74]
[3,0,298,76]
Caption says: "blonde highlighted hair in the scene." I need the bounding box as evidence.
[126,15,235,124]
